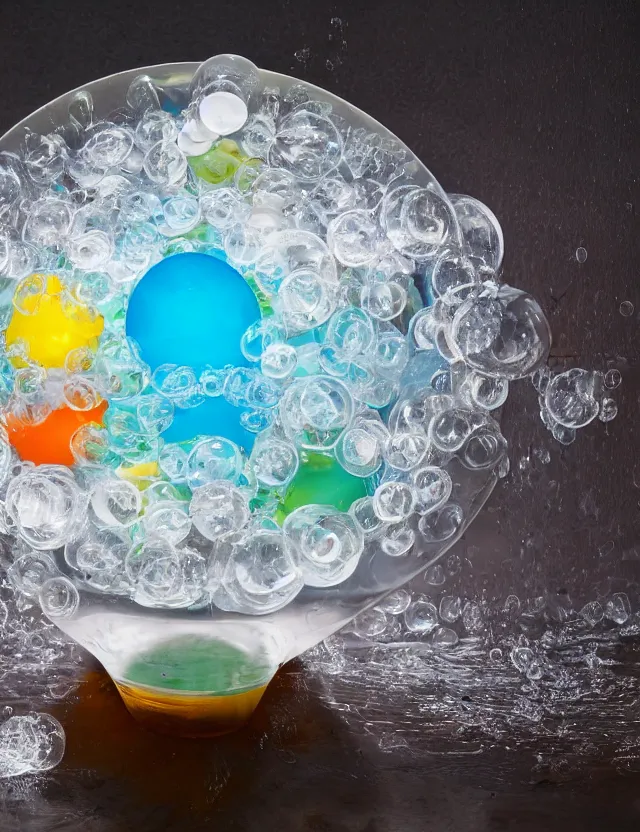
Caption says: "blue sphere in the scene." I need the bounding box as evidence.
[126,252,260,372]
[126,252,261,449]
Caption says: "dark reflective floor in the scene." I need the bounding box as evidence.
[0,0,639,828]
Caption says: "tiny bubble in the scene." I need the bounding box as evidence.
[294,48,311,63]
[604,369,622,389]
[619,300,634,317]
[599,397,618,422]
[575,247,587,263]
[534,447,551,465]
[598,540,614,557]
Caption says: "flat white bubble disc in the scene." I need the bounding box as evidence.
[199,91,248,136]
[183,118,218,143]
[177,128,213,157]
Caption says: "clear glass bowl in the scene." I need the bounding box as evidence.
[0,60,501,737]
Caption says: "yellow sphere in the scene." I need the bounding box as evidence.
[5,274,104,369]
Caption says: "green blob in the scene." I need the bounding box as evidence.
[189,141,241,185]
[277,451,368,523]
[124,636,272,694]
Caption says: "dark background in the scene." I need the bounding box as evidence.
[1,1,639,829]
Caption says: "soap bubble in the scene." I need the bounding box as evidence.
[418,502,464,542]
[7,551,59,599]
[325,306,376,357]
[125,539,205,609]
[0,713,66,777]
[22,198,73,247]
[336,423,384,477]
[462,369,509,411]
[449,194,504,274]
[5,467,84,550]
[349,496,385,538]
[62,376,102,411]
[544,369,600,429]
[39,577,80,619]
[23,133,65,185]
[439,594,462,622]
[604,368,622,390]
[190,53,260,103]
[151,364,203,407]
[70,424,118,467]
[261,343,298,379]
[360,276,407,321]
[64,529,128,590]
[90,478,142,527]
[380,523,415,557]
[404,598,438,633]
[201,187,250,232]
[428,408,472,452]
[283,504,364,586]
[280,376,354,450]
[432,626,459,648]
[186,437,244,488]
[137,394,174,434]
[83,124,134,169]
[135,110,178,150]
[327,209,380,267]
[143,140,188,187]
[431,247,477,299]
[277,268,336,331]
[251,435,299,488]
[460,422,508,469]
[269,110,343,181]
[120,190,163,224]
[378,588,411,615]
[240,319,286,363]
[189,480,249,540]
[255,229,337,295]
[408,307,438,351]
[241,115,276,158]
[352,608,388,638]
[373,482,415,523]
[382,186,457,260]
[161,194,201,235]
[412,466,452,515]
[220,530,303,614]
[383,432,429,471]
[199,367,227,397]
[599,397,618,422]
[451,285,551,380]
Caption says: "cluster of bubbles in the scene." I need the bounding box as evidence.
[310,576,640,766]
[0,712,65,778]
[532,365,619,445]
[350,584,634,659]
[0,54,555,618]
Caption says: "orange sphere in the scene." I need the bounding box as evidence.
[5,401,108,466]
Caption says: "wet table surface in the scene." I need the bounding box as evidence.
[0,0,639,829]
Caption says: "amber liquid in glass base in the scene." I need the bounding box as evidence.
[115,679,268,738]
[113,635,273,738]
